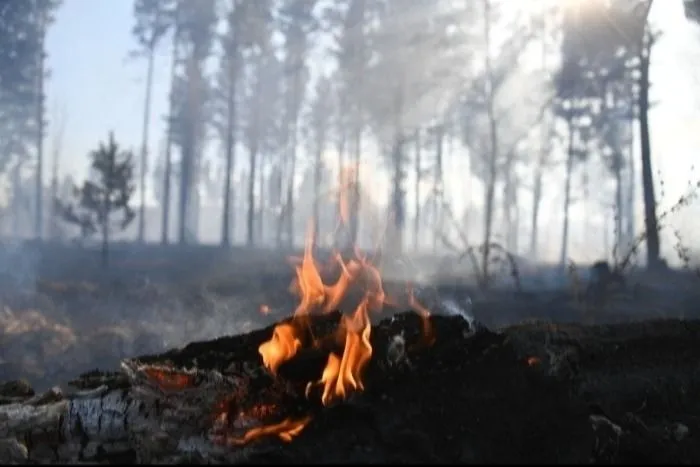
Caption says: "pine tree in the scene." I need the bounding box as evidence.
[55,132,135,267]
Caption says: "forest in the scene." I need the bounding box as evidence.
[1,0,697,268]
[2,0,700,464]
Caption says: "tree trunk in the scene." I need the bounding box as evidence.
[12,163,21,238]
[432,125,444,254]
[285,139,297,247]
[559,119,575,268]
[35,20,46,241]
[221,56,237,247]
[137,49,156,244]
[413,128,421,251]
[178,144,191,245]
[313,148,322,246]
[390,136,405,256]
[614,156,623,259]
[247,145,257,247]
[284,63,303,248]
[257,152,266,243]
[625,116,635,249]
[530,169,543,260]
[350,129,361,246]
[511,176,519,254]
[161,39,178,245]
[638,30,661,269]
[336,127,346,243]
[481,0,497,284]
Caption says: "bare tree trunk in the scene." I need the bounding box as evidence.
[625,114,635,248]
[12,163,21,238]
[178,145,191,245]
[313,148,322,246]
[502,165,514,252]
[247,145,257,247]
[350,129,361,246]
[432,124,444,254]
[559,118,575,267]
[389,132,406,256]
[285,141,297,247]
[413,127,421,251]
[161,25,179,245]
[638,29,661,269]
[138,49,156,243]
[614,156,623,257]
[529,165,543,259]
[221,56,237,246]
[49,107,66,240]
[257,152,266,243]
[511,174,519,254]
[481,0,497,283]
[35,13,47,240]
[284,64,303,248]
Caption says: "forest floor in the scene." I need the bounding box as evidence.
[0,243,699,395]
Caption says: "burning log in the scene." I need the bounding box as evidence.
[3,312,700,463]
[0,310,581,464]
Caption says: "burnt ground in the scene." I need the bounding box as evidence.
[1,244,700,462]
[128,311,700,463]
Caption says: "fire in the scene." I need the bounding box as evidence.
[143,366,195,391]
[258,323,302,375]
[305,300,373,406]
[258,224,380,407]
[224,416,312,445]
[231,165,434,446]
[527,356,541,367]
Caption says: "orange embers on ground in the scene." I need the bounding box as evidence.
[143,366,196,391]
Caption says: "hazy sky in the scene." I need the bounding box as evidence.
[45,0,700,259]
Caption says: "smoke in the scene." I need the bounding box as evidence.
[0,241,40,292]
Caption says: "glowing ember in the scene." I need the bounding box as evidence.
[217,416,312,445]
[527,356,541,367]
[143,366,195,391]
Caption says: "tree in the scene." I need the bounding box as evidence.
[55,132,135,267]
[324,0,377,247]
[48,103,67,240]
[459,0,540,279]
[0,0,61,238]
[160,2,181,245]
[242,35,280,246]
[131,0,173,243]
[277,0,318,246]
[171,0,217,244]
[304,73,332,242]
[34,0,62,240]
[214,0,272,247]
[557,0,660,268]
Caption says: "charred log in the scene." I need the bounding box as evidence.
[2,312,700,464]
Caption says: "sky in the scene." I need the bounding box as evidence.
[44,0,700,261]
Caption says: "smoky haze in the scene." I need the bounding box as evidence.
[1,0,700,391]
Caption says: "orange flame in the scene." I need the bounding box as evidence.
[258,323,302,376]
[220,416,312,445]
[236,164,433,445]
